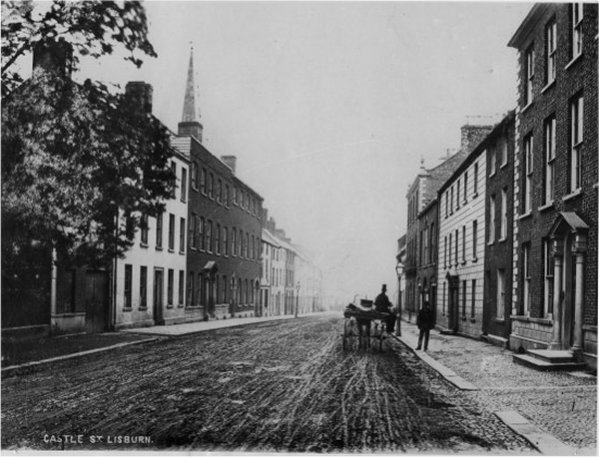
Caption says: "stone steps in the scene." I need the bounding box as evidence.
[512,349,586,371]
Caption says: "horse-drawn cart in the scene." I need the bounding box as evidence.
[343,301,390,351]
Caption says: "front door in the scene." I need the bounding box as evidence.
[153,268,164,325]
[85,270,108,333]
[448,283,459,333]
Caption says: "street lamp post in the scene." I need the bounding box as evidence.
[295,281,300,318]
[395,262,404,337]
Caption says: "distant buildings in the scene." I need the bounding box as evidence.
[399,2,597,369]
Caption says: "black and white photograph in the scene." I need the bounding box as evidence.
[1,0,597,454]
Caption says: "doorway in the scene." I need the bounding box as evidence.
[153,268,164,325]
[85,270,109,333]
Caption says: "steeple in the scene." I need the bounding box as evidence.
[178,44,203,142]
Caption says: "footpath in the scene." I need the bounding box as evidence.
[393,318,597,455]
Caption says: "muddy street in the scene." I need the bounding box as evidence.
[2,315,535,452]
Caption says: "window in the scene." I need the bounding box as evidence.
[523,134,533,213]
[222,226,228,256]
[570,94,583,192]
[140,266,147,308]
[454,229,458,265]
[181,168,187,202]
[456,180,460,210]
[543,239,554,317]
[522,243,531,315]
[189,213,196,250]
[462,225,466,263]
[156,212,163,249]
[200,167,206,194]
[463,172,468,204]
[472,219,478,260]
[489,149,495,176]
[471,279,476,319]
[545,20,557,84]
[199,216,205,251]
[124,264,132,308]
[179,217,185,253]
[216,178,222,203]
[191,162,198,190]
[500,140,508,167]
[500,188,507,240]
[238,229,242,257]
[473,162,479,195]
[233,186,238,205]
[245,233,249,258]
[141,214,149,245]
[170,162,177,198]
[444,236,447,268]
[232,228,237,257]
[489,195,496,242]
[215,223,221,255]
[429,223,435,264]
[544,116,556,203]
[225,184,230,207]
[525,45,534,105]
[206,220,212,253]
[497,270,505,319]
[196,273,202,308]
[222,275,227,303]
[445,192,449,218]
[571,3,583,59]
[462,280,467,317]
[450,186,454,214]
[206,172,213,199]
[187,271,194,306]
[448,232,452,266]
[167,269,174,306]
[178,270,184,306]
[168,213,175,251]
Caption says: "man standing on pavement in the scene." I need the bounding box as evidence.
[374,284,396,333]
[416,301,434,351]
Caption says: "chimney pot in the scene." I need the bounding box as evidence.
[221,155,237,174]
[125,81,153,113]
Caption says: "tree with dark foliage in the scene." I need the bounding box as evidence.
[1,1,175,320]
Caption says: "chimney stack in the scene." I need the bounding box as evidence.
[32,39,73,77]
[221,155,237,174]
[125,81,153,113]
[460,124,494,154]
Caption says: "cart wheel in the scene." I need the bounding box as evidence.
[343,318,355,351]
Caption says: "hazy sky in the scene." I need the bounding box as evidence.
[23,1,534,303]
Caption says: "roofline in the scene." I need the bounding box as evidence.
[418,196,438,219]
[186,134,264,201]
[507,4,548,48]
[437,110,515,195]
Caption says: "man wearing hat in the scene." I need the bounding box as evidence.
[375,284,396,333]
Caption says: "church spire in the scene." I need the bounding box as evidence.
[178,43,203,142]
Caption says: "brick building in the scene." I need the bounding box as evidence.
[508,3,598,368]
[404,124,492,323]
[175,49,263,321]
[482,112,516,344]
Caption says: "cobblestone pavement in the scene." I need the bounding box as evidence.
[2,315,536,453]
[399,319,597,451]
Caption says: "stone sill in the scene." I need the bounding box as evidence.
[494,318,506,324]
[498,237,507,244]
[521,101,534,114]
[510,315,553,326]
[140,243,149,249]
[565,53,583,71]
[583,324,597,333]
[52,312,86,318]
[562,188,582,202]
[489,171,496,178]
[538,201,554,212]
[500,161,508,170]
[518,211,532,221]
[541,80,556,94]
